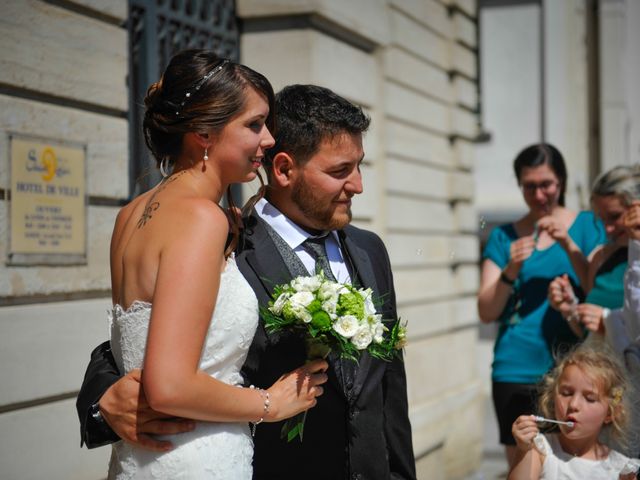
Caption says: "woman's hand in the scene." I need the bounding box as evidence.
[512,415,540,453]
[575,303,605,334]
[507,236,536,276]
[536,216,570,249]
[265,359,329,422]
[100,369,195,451]
[548,274,575,317]
[624,201,640,241]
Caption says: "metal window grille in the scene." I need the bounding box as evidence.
[127,0,240,197]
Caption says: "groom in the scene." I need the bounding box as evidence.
[77,84,416,480]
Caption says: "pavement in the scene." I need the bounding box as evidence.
[464,399,509,480]
[418,335,510,480]
[464,338,509,480]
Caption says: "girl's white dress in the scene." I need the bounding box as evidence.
[107,256,258,479]
[534,433,640,479]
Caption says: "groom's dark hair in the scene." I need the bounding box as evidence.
[264,84,370,168]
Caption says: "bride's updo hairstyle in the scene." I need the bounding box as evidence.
[143,49,274,257]
[142,49,275,169]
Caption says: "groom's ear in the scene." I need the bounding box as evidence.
[271,152,295,187]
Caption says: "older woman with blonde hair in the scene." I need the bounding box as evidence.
[549,165,640,336]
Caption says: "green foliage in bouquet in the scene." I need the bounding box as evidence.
[262,272,406,363]
[261,271,407,442]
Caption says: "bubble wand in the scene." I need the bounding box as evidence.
[533,415,574,427]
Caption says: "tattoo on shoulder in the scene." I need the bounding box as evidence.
[137,202,160,228]
[136,170,186,229]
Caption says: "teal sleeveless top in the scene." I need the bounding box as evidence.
[482,211,605,383]
[585,246,627,309]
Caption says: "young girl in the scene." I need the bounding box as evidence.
[510,345,640,479]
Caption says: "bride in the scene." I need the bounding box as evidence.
[107,49,327,479]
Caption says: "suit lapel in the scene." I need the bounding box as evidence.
[240,212,345,395]
[242,215,294,300]
[340,229,380,296]
[236,213,294,370]
[339,229,381,404]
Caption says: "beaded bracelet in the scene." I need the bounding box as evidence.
[249,385,270,436]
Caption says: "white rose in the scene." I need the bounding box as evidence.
[289,291,315,308]
[291,275,322,292]
[351,325,373,350]
[364,296,377,316]
[359,288,377,316]
[371,318,388,344]
[270,292,291,315]
[322,297,338,314]
[291,304,313,323]
[332,315,361,338]
[318,282,341,300]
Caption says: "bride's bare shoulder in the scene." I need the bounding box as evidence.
[168,197,229,232]
[113,191,153,234]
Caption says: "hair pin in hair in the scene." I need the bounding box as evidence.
[175,58,231,116]
[611,387,624,406]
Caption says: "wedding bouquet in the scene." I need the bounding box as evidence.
[262,271,407,441]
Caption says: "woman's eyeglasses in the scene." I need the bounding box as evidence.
[520,180,558,195]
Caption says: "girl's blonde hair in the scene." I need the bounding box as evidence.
[538,344,632,448]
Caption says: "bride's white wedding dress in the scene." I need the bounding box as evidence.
[107,256,258,479]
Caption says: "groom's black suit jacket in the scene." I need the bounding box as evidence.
[76,211,415,480]
[237,212,415,480]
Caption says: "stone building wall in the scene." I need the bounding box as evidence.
[239,1,482,478]
[0,1,482,478]
[0,1,127,478]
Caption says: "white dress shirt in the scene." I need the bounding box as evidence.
[255,198,352,284]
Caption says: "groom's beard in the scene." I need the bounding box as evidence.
[291,177,352,231]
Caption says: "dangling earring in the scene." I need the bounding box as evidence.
[159,157,170,178]
[202,147,208,172]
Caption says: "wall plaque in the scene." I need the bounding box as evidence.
[8,135,87,265]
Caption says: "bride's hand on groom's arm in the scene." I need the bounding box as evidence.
[100,368,196,452]
[265,359,329,421]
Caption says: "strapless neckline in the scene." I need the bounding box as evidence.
[108,253,258,479]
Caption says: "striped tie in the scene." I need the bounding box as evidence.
[303,234,337,282]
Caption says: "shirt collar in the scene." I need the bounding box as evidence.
[255,197,338,250]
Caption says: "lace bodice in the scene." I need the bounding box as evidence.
[109,256,257,386]
[108,256,258,480]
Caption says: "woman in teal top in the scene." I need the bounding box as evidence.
[477,144,605,469]
[584,246,626,308]
[483,212,603,382]
[550,165,640,332]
